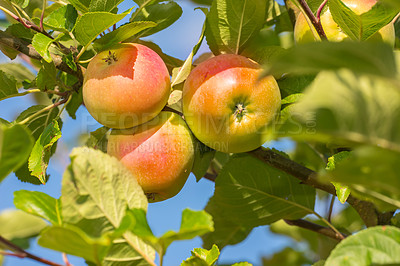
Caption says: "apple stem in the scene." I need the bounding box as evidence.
[297,0,328,41]
[234,103,246,122]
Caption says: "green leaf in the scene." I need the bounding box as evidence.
[279,70,400,152]
[0,209,47,243]
[326,151,351,204]
[93,21,156,52]
[43,4,78,32]
[32,33,54,63]
[264,41,397,79]
[129,208,213,257]
[15,105,61,184]
[67,0,90,13]
[36,60,57,91]
[89,0,124,12]
[328,0,361,40]
[14,190,62,225]
[325,226,400,265]
[0,63,35,84]
[360,2,399,41]
[262,247,311,266]
[171,7,207,87]
[12,0,29,9]
[74,9,132,48]
[61,148,155,264]
[66,90,82,119]
[192,140,216,182]
[322,146,400,211]
[0,70,18,101]
[28,121,62,184]
[85,126,109,152]
[0,124,34,182]
[184,245,220,266]
[38,225,111,264]
[205,0,266,55]
[131,1,182,38]
[202,154,315,249]
[5,23,34,41]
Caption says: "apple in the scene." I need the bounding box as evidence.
[83,43,171,129]
[294,0,395,45]
[182,54,281,153]
[107,111,195,202]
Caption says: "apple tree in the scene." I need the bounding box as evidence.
[0,0,400,265]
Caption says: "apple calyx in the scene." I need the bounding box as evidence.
[146,192,156,201]
[233,103,247,122]
[102,51,118,65]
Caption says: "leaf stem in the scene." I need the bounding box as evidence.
[284,219,347,241]
[327,195,335,222]
[316,0,328,20]
[0,89,41,101]
[0,236,65,266]
[40,0,47,31]
[18,97,69,125]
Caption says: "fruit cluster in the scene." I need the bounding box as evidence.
[83,43,281,202]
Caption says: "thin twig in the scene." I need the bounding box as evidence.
[297,0,328,40]
[316,0,328,20]
[40,0,47,31]
[327,195,335,222]
[0,236,65,266]
[284,219,347,241]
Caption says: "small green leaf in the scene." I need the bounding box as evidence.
[185,245,219,265]
[326,151,351,203]
[0,63,35,83]
[192,140,216,182]
[0,70,18,101]
[0,124,34,182]
[322,146,400,211]
[171,8,207,87]
[38,225,111,263]
[32,33,55,63]
[14,190,62,225]
[74,9,132,48]
[325,226,400,265]
[66,90,82,119]
[131,1,182,37]
[36,60,57,91]
[205,0,266,54]
[43,4,78,32]
[93,21,156,52]
[67,0,90,13]
[85,126,109,152]
[28,120,61,184]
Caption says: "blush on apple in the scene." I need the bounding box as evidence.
[83,43,171,129]
[182,54,281,153]
[107,111,195,202]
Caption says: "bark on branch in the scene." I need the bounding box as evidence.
[0,30,83,83]
[248,147,393,227]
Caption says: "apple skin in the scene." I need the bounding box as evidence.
[182,54,281,153]
[107,111,195,202]
[83,43,171,129]
[294,0,395,45]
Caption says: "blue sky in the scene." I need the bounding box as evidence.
[0,0,296,265]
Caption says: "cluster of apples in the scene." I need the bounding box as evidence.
[83,0,394,203]
[83,43,281,202]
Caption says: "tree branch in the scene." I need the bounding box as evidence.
[297,0,328,40]
[247,147,393,227]
[284,219,347,241]
[0,30,83,83]
[0,236,65,266]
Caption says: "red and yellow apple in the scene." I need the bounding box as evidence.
[83,43,171,129]
[107,111,194,202]
[294,0,395,45]
[182,54,281,153]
